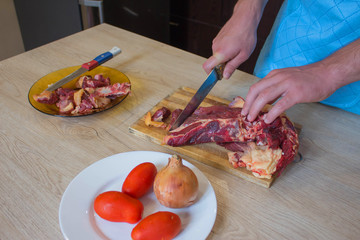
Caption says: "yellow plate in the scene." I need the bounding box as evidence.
[28,66,130,117]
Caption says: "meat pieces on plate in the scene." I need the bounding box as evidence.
[33,74,130,115]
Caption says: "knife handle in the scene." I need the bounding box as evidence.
[215,63,225,80]
[81,46,122,70]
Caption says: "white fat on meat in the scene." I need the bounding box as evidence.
[228,142,283,179]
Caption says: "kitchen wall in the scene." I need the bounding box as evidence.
[0,0,24,61]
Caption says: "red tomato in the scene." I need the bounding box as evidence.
[94,191,143,223]
[122,162,157,198]
[131,211,182,240]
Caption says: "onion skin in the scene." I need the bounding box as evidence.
[154,155,199,208]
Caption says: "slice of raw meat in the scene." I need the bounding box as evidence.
[32,90,58,104]
[90,82,131,98]
[55,88,76,114]
[145,107,171,128]
[152,107,171,122]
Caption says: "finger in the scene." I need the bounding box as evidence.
[203,56,218,74]
[241,85,262,117]
[223,62,237,79]
[246,84,286,122]
[241,78,277,116]
[223,51,250,79]
[264,68,282,78]
[202,52,225,74]
[241,69,286,116]
[264,95,295,123]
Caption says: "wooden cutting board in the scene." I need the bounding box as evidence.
[129,87,285,188]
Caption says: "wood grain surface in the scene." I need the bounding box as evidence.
[1,24,360,240]
[129,86,275,188]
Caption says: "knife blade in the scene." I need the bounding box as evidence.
[45,46,121,91]
[169,64,224,131]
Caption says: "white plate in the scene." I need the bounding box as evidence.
[59,151,217,240]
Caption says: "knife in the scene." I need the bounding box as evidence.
[169,64,224,131]
[45,46,121,91]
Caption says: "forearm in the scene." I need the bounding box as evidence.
[232,0,268,30]
[320,38,360,91]
[232,0,268,26]
[242,37,360,123]
[203,0,269,77]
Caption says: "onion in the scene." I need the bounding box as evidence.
[154,155,199,208]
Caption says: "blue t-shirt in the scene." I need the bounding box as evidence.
[254,0,360,114]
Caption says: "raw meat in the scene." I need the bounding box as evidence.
[33,74,131,115]
[163,97,299,179]
[90,82,131,98]
[32,90,59,104]
[152,107,171,122]
[144,107,171,128]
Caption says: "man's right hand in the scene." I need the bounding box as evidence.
[202,0,268,79]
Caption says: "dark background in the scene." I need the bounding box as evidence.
[14,0,283,74]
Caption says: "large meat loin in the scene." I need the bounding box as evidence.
[163,97,299,179]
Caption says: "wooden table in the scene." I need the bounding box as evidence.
[1,23,359,240]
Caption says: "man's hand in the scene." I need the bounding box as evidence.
[203,0,268,79]
[242,38,360,123]
[241,64,337,123]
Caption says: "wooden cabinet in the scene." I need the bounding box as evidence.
[169,0,237,61]
[14,0,82,51]
[169,0,283,74]
[103,0,170,43]
[104,0,283,74]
